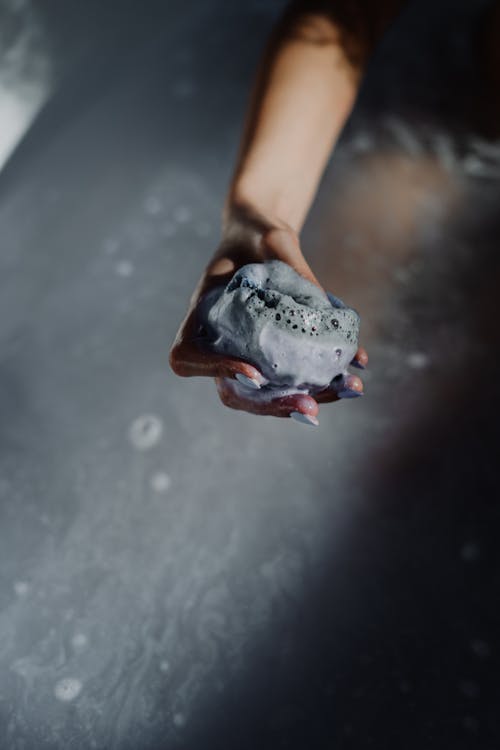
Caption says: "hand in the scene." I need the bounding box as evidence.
[169,223,367,425]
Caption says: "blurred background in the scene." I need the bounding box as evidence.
[0,0,499,748]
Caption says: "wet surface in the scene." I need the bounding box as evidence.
[0,1,499,748]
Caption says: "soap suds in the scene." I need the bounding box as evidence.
[128,415,163,451]
[198,260,360,399]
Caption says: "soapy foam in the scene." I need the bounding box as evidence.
[198,261,360,396]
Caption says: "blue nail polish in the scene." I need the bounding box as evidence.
[290,411,319,426]
[337,389,363,399]
[235,373,261,390]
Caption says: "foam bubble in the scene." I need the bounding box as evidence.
[128,415,163,451]
[13,581,29,597]
[116,260,134,277]
[406,352,430,370]
[173,712,186,728]
[150,472,171,493]
[71,633,88,650]
[54,677,82,702]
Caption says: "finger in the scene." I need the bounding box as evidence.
[351,346,368,370]
[170,341,265,386]
[315,373,364,404]
[216,377,319,424]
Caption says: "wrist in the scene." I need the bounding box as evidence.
[222,194,295,250]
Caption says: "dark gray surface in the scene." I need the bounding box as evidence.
[0,1,499,748]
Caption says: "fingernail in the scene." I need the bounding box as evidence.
[351,360,366,370]
[235,373,261,390]
[290,411,319,426]
[337,388,363,399]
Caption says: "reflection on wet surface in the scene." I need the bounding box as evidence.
[0,1,498,748]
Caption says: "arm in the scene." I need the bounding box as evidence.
[170,0,403,419]
[223,0,403,258]
[228,10,361,237]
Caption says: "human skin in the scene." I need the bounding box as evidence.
[170,0,404,424]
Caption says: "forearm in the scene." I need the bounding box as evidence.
[224,1,403,241]
[227,17,357,236]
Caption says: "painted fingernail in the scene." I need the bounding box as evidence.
[290,411,319,426]
[337,388,363,399]
[235,373,261,390]
[351,360,366,370]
